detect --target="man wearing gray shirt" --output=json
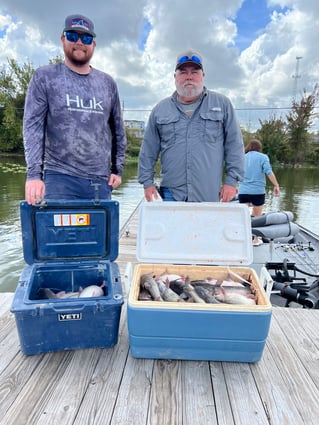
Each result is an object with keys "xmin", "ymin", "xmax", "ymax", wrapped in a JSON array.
[
  {"xmin": 138, "ymin": 50, "xmax": 244, "ymax": 202},
  {"xmin": 23, "ymin": 14, "xmax": 126, "ymax": 205}
]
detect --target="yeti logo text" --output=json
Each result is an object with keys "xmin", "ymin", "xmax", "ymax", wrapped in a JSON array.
[
  {"xmin": 66, "ymin": 94, "xmax": 103, "ymax": 111},
  {"xmin": 58, "ymin": 313, "xmax": 82, "ymax": 321}
]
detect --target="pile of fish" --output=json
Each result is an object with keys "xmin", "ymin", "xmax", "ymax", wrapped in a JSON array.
[
  {"xmin": 139, "ymin": 271, "xmax": 257, "ymax": 305},
  {"xmin": 37, "ymin": 281, "xmax": 106, "ymax": 300}
]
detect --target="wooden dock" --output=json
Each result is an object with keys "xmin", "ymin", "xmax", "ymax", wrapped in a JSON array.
[{"xmin": 0, "ymin": 205, "xmax": 319, "ymax": 425}]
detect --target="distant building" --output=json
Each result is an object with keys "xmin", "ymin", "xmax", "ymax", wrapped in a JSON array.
[{"xmin": 124, "ymin": 120, "xmax": 145, "ymax": 140}]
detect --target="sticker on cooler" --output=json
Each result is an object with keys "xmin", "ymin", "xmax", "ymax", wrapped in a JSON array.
[
  {"xmin": 58, "ymin": 313, "xmax": 82, "ymax": 321},
  {"xmin": 54, "ymin": 214, "xmax": 90, "ymax": 226}
]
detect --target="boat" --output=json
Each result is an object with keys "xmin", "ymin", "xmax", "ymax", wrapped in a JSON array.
[{"xmin": 250, "ymin": 211, "xmax": 319, "ymax": 309}]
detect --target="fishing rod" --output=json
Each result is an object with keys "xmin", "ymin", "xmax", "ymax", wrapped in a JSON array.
[
  {"xmin": 275, "ymin": 242, "xmax": 319, "ymax": 275},
  {"xmin": 289, "ymin": 245, "xmax": 319, "ymax": 275}
]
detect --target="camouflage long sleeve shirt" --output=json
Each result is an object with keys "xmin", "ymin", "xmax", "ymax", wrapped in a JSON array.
[{"xmin": 23, "ymin": 62, "xmax": 126, "ymax": 181}]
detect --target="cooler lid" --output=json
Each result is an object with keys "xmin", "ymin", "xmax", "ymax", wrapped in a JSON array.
[
  {"xmin": 136, "ymin": 202, "xmax": 253, "ymax": 265},
  {"xmin": 20, "ymin": 200, "xmax": 119, "ymax": 264}
]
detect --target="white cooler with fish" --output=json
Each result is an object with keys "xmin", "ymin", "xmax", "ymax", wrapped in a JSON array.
[
  {"xmin": 127, "ymin": 202, "xmax": 272, "ymax": 363},
  {"xmin": 11, "ymin": 200, "xmax": 123, "ymax": 355}
]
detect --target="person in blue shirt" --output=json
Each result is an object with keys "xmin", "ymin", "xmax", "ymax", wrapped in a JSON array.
[{"xmin": 238, "ymin": 139, "xmax": 280, "ymax": 245}]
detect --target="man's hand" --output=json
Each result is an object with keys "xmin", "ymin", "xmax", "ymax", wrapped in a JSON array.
[
  {"xmin": 219, "ymin": 184, "xmax": 237, "ymax": 202},
  {"xmin": 108, "ymin": 174, "xmax": 122, "ymax": 189},
  {"xmin": 25, "ymin": 180, "xmax": 45, "ymax": 205},
  {"xmin": 144, "ymin": 186, "xmax": 160, "ymax": 202}
]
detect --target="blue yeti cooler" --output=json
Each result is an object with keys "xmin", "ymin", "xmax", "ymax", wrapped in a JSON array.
[{"xmin": 11, "ymin": 200, "xmax": 123, "ymax": 355}]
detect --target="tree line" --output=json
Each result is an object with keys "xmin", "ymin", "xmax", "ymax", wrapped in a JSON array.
[{"xmin": 1, "ymin": 58, "xmax": 318, "ymax": 166}]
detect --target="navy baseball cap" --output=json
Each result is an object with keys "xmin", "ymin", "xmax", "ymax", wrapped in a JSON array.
[{"xmin": 63, "ymin": 14, "xmax": 96, "ymax": 37}]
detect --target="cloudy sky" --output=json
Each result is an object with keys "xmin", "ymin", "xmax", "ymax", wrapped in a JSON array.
[{"xmin": 0, "ymin": 0, "xmax": 318, "ymax": 129}]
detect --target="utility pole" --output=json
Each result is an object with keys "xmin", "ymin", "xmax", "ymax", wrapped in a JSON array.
[{"xmin": 292, "ymin": 56, "xmax": 302, "ymax": 100}]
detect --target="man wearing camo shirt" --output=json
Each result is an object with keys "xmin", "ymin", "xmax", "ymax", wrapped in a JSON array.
[{"xmin": 23, "ymin": 14, "xmax": 126, "ymax": 205}]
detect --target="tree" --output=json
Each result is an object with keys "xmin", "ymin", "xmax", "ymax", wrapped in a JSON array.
[
  {"xmin": 7, "ymin": 58, "xmax": 34, "ymax": 96},
  {"xmin": 0, "ymin": 58, "xmax": 35, "ymax": 152},
  {"xmin": 285, "ymin": 84, "xmax": 319, "ymax": 165},
  {"xmin": 49, "ymin": 55, "xmax": 64, "ymax": 64},
  {"xmin": 0, "ymin": 102, "xmax": 22, "ymax": 151},
  {"xmin": 256, "ymin": 114, "xmax": 286, "ymax": 164}
]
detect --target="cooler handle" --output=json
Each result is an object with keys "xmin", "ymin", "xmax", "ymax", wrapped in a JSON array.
[
  {"xmin": 51, "ymin": 303, "xmax": 86, "ymax": 313},
  {"xmin": 259, "ymin": 266, "xmax": 274, "ymax": 299},
  {"xmin": 124, "ymin": 262, "xmax": 133, "ymax": 296}
]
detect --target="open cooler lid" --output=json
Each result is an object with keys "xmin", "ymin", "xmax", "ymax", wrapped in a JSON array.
[
  {"xmin": 20, "ymin": 200, "xmax": 119, "ymax": 264},
  {"xmin": 136, "ymin": 202, "xmax": 253, "ymax": 265}
]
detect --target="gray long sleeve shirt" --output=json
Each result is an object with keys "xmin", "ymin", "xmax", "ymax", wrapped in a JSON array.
[
  {"xmin": 23, "ymin": 62, "xmax": 126, "ymax": 181},
  {"xmin": 138, "ymin": 88, "xmax": 245, "ymax": 202}
]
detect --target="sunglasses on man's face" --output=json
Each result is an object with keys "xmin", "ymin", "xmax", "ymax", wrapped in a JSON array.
[
  {"xmin": 64, "ymin": 31, "xmax": 94, "ymax": 45},
  {"xmin": 177, "ymin": 55, "xmax": 202, "ymax": 65}
]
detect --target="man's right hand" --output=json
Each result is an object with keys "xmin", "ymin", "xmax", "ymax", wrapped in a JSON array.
[
  {"xmin": 25, "ymin": 180, "xmax": 45, "ymax": 205},
  {"xmin": 144, "ymin": 186, "xmax": 160, "ymax": 202}
]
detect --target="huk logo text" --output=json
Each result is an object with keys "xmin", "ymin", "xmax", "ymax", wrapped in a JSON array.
[{"xmin": 66, "ymin": 94, "xmax": 103, "ymax": 111}]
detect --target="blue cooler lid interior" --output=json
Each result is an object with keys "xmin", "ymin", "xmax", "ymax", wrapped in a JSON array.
[
  {"xmin": 136, "ymin": 202, "xmax": 253, "ymax": 265},
  {"xmin": 20, "ymin": 200, "xmax": 119, "ymax": 264}
]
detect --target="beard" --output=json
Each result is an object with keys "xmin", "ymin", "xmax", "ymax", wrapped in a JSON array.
[
  {"xmin": 64, "ymin": 47, "xmax": 94, "ymax": 67},
  {"xmin": 176, "ymin": 81, "xmax": 204, "ymax": 99}
]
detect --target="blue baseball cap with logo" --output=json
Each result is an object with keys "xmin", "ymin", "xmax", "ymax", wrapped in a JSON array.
[
  {"xmin": 175, "ymin": 50, "xmax": 203, "ymax": 70},
  {"xmin": 63, "ymin": 14, "xmax": 96, "ymax": 37}
]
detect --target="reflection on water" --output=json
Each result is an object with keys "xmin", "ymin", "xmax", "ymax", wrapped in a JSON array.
[{"xmin": 0, "ymin": 156, "xmax": 318, "ymax": 292}]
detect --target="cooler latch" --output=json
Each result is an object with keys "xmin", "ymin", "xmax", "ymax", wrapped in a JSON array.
[{"xmin": 90, "ymin": 182, "xmax": 101, "ymax": 204}]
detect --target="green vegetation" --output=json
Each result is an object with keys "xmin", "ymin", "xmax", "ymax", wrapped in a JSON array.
[
  {"xmin": 250, "ymin": 84, "xmax": 319, "ymax": 167},
  {"xmin": 0, "ymin": 58, "xmax": 34, "ymax": 152},
  {"xmin": 124, "ymin": 131, "xmax": 141, "ymax": 164},
  {"xmin": 241, "ymin": 84, "xmax": 319, "ymax": 166},
  {"xmin": 0, "ymin": 58, "xmax": 318, "ymax": 166}
]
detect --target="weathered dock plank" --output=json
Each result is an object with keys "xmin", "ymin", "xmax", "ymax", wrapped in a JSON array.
[
  {"xmin": 1, "ymin": 299, "xmax": 319, "ymax": 425},
  {"xmin": 250, "ymin": 342, "xmax": 303, "ymax": 425},
  {"xmin": 147, "ymin": 360, "xmax": 183, "ymax": 425},
  {"xmin": 182, "ymin": 361, "xmax": 216, "ymax": 425},
  {"xmin": 264, "ymin": 310, "xmax": 319, "ymax": 425},
  {"xmin": 209, "ymin": 362, "xmax": 235, "ymax": 425},
  {"xmin": 221, "ymin": 362, "xmax": 270, "ymax": 425},
  {"xmin": 110, "ymin": 352, "xmax": 153, "ymax": 425}
]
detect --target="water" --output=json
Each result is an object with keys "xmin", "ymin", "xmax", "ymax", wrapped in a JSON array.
[
  {"xmin": 263, "ymin": 168, "xmax": 319, "ymax": 235},
  {"xmin": 0, "ymin": 156, "xmax": 319, "ymax": 292}
]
